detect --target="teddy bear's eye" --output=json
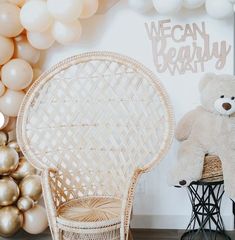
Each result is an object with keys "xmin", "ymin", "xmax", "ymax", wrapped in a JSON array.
[
  {"xmin": 232, "ymin": 97, "xmax": 235, "ymax": 100},
  {"xmin": 220, "ymin": 95, "xmax": 224, "ymax": 98}
]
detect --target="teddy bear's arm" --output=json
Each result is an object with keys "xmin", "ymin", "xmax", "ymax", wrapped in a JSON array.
[{"xmin": 175, "ymin": 108, "xmax": 201, "ymax": 141}]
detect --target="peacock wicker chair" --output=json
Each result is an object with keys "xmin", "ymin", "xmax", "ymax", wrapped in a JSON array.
[{"xmin": 17, "ymin": 52, "xmax": 174, "ymax": 240}]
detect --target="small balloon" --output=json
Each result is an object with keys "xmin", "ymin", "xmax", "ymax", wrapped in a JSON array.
[
  {"xmin": 0, "ymin": 3, "xmax": 24, "ymax": 37},
  {"xmin": 80, "ymin": 0, "xmax": 99, "ymax": 18},
  {"xmin": 128, "ymin": 0, "xmax": 153, "ymax": 13},
  {"xmin": 0, "ymin": 112, "xmax": 9, "ymax": 130},
  {"xmin": 0, "ymin": 132, "xmax": 8, "ymax": 146},
  {"xmin": 20, "ymin": 1, "xmax": 53, "ymax": 32},
  {"xmin": 11, "ymin": 157, "xmax": 36, "ymax": 180},
  {"xmin": 17, "ymin": 196, "xmax": 34, "ymax": 212},
  {"xmin": 23, "ymin": 205, "xmax": 48, "ymax": 234},
  {"xmin": 20, "ymin": 175, "xmax": 42, "ymax": 201},
  {"xmin": 1, "ymin": 58, "xmax": 33, "ymax": 91},
  {"xmin": 27, "ymin": 28, "xmax": 55, "ymax": 50},
  {"xmin": 52, "ymin": 20, "xmax": 82, "ymax": 45},
  {"xmin": 0, "ymin": 146, "xmax": 19, "ymax": 175},
  {"xmin": 0, "ymin": 36, "xmax": 14, "ymax": 65},
  {"xmin": 0, "ymin": 177, "xmax": 19, "ymax": 206},
  {"xmin": 14, "ymin": 35, "xmax": 41, "ymax": 66},
  {"xmin": 0, "ymin": 206, "xmax": 23, "ymax": 237},
  {"xmin": 183, "ymin": 0, "xmax": 205, "ymax": 9},
  {"xmin": 153, "ymin": 0, "xmax": 183, "ymax": 14},
  {"xmin": 3, "ymin": 117, "xmax": 17, "ymax": 133}
]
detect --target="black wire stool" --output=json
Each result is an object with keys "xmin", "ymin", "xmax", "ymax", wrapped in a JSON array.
[{"xmin": 181, "ymin": 180, "xmax": 231, "ymax": 240}]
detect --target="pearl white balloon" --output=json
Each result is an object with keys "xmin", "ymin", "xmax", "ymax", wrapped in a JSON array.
[
  {"xmin": 80, "ymin": 0, "xmax": 99, "ymax": 18},
  {"xmin": 47, "ymin": 0, "xmax": 84, "ymax": 22},
  {"xmin": 27, "ymin": 29, "xmax": 55, "ymax": 50},
  {"xmin": 20, "ymin": 1, "xmax": 53, "ymax": 32},
  {"xmin": 205, "ymin": 0, "xmax": 233, "ymax": 19},
  {"xmin": 52, "ymin": 20, "xmax": 82, "ymax": 45},
  {"xmin": 128, "ymin": 0, "xmax": 153, "ymax": 13},
  {"xmin": 183, "ymin": 0, "xmax": 205, "ymax": 9},
  {"xmin": 153, "ymin": 0, "xmax": 183, "ymax": 14}
]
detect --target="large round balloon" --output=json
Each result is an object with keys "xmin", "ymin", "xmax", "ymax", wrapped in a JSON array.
[
  {"xmin": 0, "ymin": 36, "xmax": 14, "ymax": 65},
  {"xmin": 80, "ymin": 0, "xmax": 99, "ymax": 18},
  {"xmin": 20, "ymin": 175, "xmax": 42, "ymax": 201},
  {"xmin": 20, "ymin": 1, "xmax": 53, "ymax": 32},
  {"xmin": 153, "ymin": 0, "xmax": 183, "ymax": 14},
  {"xmin": 0, "ymin": 146, "xmax": 19, "ymax": 175},
  {"xmin": 0, "ymin": 89, "xmax": 25, "ymax": 117},
  {"xmin": 1, "ymin": 58, "xmax": 33, "ymax": 91},
  {"xmin": 52, "ymin": 20, "xmax": 82, "ymax": 45},
  {"xmin": 17, "ymin": 196, "xmax": 34, "ymax": 212},
  {"xmin": 0, "ymin": 206, "xmax": 23, "ymax": 237},
  {"xmin": 183, "ymin": 0, "xmax": 205, "ymax": 9},
  {"xmin": 0, "ymin": 3, "xmax": 24, "ymax": 37},
  {"xmin": 128, "ymin": 0, "xmax": 153, "ymax": 13},
  {"xmin": 47, "ymin": 0, "xmax": 84, "ymax": 22},
  {"xmin": 11, "ymin": 157, "xmax": 36, "ymax": 180},
  {"xmin": 23, "ymin": 205, "xmax": 48, "ymax": 234},
  {"xmin": 14, "ymin": 35, "xmax": 41, "ymax": 65},
  {"xmin": 0, "ymin": 177, "xmax": 19, "ymax": 206}
]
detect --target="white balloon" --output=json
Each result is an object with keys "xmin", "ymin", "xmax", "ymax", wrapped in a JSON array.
[
  {"xmin": 80, "ymin": 0, "xmax": 99, "ymax": 19},
  {"xmin": 20, "ymin": 1, "xmax": 53, "ymax": 32},
  {"xmin": 128, "ymin": 0, "xmax": 153, "ymax": 13},
  {"xmin": 47, "ymin": 0, "xmax": 84, "ymax": 22},
  {"xmin": 52, "ymin": 20, "xmax": 82, "ymax": 45},
  {"xmin": 183, "ymin": 0, "xmax": 205, "ymax": 9},
  {"xmin": 27, "ymin": 29, "xmax": 55, "ymax": 50},
  {"xmin": 153, "ymin": 0, "xmax": 183, "ymax": 14},
  {"xmin": 205, "ymin": 0, "xmax": 233, "ymax": 19}
]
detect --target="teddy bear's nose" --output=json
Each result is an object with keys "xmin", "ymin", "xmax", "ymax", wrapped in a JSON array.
[{"xmin": 222, "ymin": 102, "xmax": 232, "ymax": 111}]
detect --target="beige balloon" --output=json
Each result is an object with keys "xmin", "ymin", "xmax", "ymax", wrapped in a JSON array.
[
  {"xmin": 0, "ymin": 36, "xmax": 14, "ymax": 65},
  {"xmin": 0, "ymin": 112, "xmax": 9, "ymax": 130},
  {"xmin": 0, "ymin": 82, "xmax": 6, "ymax": 97},
  {"xmin": 80, "ymin": 0, "xmax": 99, "ymax": 19},
  {"xmin": 23, "ymin": 205, "xmax": 48, "ymax": 234},
  {"xmin": 0, "ymin": 206, "xmax": 23, "ymax": 237},
  {"xmin": 20, "ymin": 175, "xmax": 42, "ymax": 201},
  {"xmin": 17, "ymin": 196, "xmax": 34, "ymax": 212},
  {"xmin": 0, "ymin": 177, "xmax": 19, "ymax": 206},
  {"xmin": 1, "ymin": 58, "xmax": 33, "ymax": 91},
  {"xmin": 11, "ymin": 157, "xmax": 36, "ymax": 180},
  {"xmin": 8, "ymin": 0, "xmax": 25, "ymax": 7},
  {"xmin": 14, "ymin": 35, "xmax": 40, "ymax": 65},
  {"xmin": 3, "ymin": 117, "xmax": 17, "ymax": 133},
  {"xmin": 0, "ymin": 3, "xmax": 24, "ymax": 37},
  {"xmin": 0, "ymin": 89, "xmax": 25, "ymax": 117},
  {"xmin": 0, "ymin": 132, "xmax": 8, "ymax": 146},
  {"xmin": 7, "ymin": 140, "xmax": 21, "ymax": 153}
]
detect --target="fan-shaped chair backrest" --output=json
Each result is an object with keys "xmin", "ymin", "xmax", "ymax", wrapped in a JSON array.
[{"xmin": 17, "ymin": 52, "xmax": 173, "ymax": 198}]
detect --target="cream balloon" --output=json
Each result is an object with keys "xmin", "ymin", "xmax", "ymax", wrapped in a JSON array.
[
  {"xmin": 0, "ymin": 3, "xmax": 23, "ymax": 37},
  {"xmin": 0, "ymin": 36, "xmax": 14, "ymax": 65},
  {"xmin": 52, "ymin": 20, "xmax": 82, "ymax": 45},
  {"xmin": 128, "ymin": 0, "xmax": 153, "ymax": 13},
  {"xmin": 0, "ymin": 112, "xmax": 9, "ymax": 130},
  {"xmin": 183, "ymin": 0, "xmax": 205, "ymax": 9},
  {"xmin": 23, "ymin": 205, "xmax": 48, "ymax": 234},
  {"xmin": 17, "ymin": 196, "xmax": 34, "ymax": 212},
  {"xmin": 80, "ymin": 0, "xmax": 99, "ymax": 18},
  {"xmin": 153, "ymin": 0, "xmax": 183, "ymax": 14},
  {"xmin": 27, "ymin": 29, "xmax": 55, "ymax": 50},
  {"xmin": 0, "ymin": 132, "xmax": 8, "ymax": 146},
  {"xmin": 1, "ymin": 59, "xmax": 33, "ymax": 91},
  {"xmin": 7, "ymin": 140, "xmax": 21, "ymax": 153},
  {"xmin": 14, "ymin": 35, "xmax": 41, "ymax": 65},
  {"xmin": 8, "ymin": 0, "xmax": 25, "ymax": 7},
  {"xmin": 0, "ymin": 82, "xmax": 5, "ymax": 97},
  {"xmin": 0, "ymin": 206, "xmax": 23, "ymax": 237},
  {"xmin": 20, "ymin": 1, "xmax": 53, "ymax": 32},
  {"xmin": 3, "ymin": 117, "xmax": 17, "ymax": 133},
  {"xmin": 47, "ymin": 0, "xmax": 84, "ymax": 22},
  {"xmin": 0, "ymin": 89, "xmax": 25, "ymax": 117}
]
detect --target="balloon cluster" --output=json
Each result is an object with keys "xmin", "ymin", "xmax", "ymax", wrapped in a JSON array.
[
  {"xmin": 0, "ymin": 131, "xmax": 48, "ymax": 237},
  {"xmin": 20, "ymin": 0, "xmax": 99, "ymax": 48},
  {"xmin": 128, "ymin": 0, "xmax": 235, "ymax": 19}
]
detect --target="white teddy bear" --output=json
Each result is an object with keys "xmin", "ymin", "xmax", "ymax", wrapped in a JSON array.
[{"xmin": 171, "ymin": 73, "xmax": 235, "ymax": 200}]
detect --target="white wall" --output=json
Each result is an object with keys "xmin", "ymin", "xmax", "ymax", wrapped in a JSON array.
[{"xmin": 38, "ymin": 1, "xmax": 234, "ymax": 230}]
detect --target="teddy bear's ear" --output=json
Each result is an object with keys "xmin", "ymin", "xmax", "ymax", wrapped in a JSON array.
[{"xmin": 199, "ymin": 73, "xmax": 216, "ymax": 91}]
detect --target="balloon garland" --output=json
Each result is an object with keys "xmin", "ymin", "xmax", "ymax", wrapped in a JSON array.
[{"xmin": 128, "ymin": 0, "xmax": 235, "ymax": 19}]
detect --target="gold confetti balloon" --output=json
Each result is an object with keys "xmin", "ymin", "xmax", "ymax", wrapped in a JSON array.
[
  {"xmin": 0, "ymin": 131, "xmax": 8, "ymax": 146},
  {"xmin": 0, "ymin": 206, "xmax": 23, "ymax": 237},
  {"xmin": 17, "ymin": 196, "xmax": 34, "ymax": 212},
  {"xmin": 20, "ymin": 175, "xmax": 42, "ymax": 201},
  {"xmin": 11, "ymin": 157, "xmax": 36, "ymax": 181},
  {"xmin": 0, "ymin": 146, "xmax": 19, "ymax": 175},
  {"xmin": 0, "ymin": 177, "xmax": 19, "ymax": 206}
]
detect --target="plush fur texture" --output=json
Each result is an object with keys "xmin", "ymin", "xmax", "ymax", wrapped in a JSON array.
[{"xmin": 171, "ymin": 73, "xmax": 235, "ymax": 200}]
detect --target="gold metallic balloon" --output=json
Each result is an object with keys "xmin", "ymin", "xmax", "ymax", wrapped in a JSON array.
[
  {"xmin": 0, "ymin": 177, "xmax": 19, "ymax": 206},
  {"xmin": 0, "ymin": 206, "xmax": 23, "ymax": 237},
  {"xmin": 20, "ymin": 175, "xmax": 42, "ymax": 201},
  {"xmin": 0, "ymin": 131, "xmax": 8, "ymax": 146},
  {"xmin": 0, "ymin": 146, "xmax": 19, "ymax": 175},
  {"xmin": 11, "ymin": 157, "xmax": 36, "ymax": 181},
  {"xmin": 17, "ymin": 196, "xmax": 34, "ymax": 212},
  {"xmin": 7, "ymin": 140, "xmax": 21, "ymax": 153}
]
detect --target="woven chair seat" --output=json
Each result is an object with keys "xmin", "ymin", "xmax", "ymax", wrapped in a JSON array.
[{"xmin": 57, "ymin": 196, "xmax": 121, "ymax": 231}]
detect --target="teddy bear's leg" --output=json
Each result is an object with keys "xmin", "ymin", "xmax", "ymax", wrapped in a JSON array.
[{"xmin": 171, "ymin": 140, "xmax": 205, "ymax": 187}]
